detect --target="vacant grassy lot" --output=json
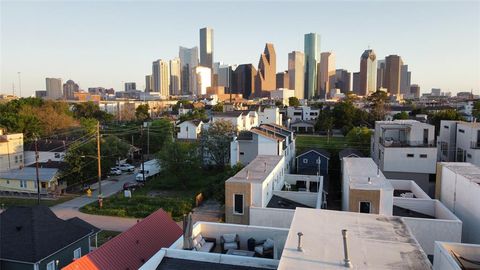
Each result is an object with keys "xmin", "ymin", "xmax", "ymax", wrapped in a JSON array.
[
  {"xmin": 80, "ymin": 167, "xmax": 240, "ymax": 221},
  {"xmin": 0, "ymin": 194, "xmax": 76, "ymax": 209},
  {"xmin": 296, "ymin": 135, "xmax": 350, "ymax": 153}
]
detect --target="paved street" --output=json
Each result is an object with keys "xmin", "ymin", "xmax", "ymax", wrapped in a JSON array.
[{"xmin": 51, "ymin": 170, "xmax": 139, "ymax": 231}]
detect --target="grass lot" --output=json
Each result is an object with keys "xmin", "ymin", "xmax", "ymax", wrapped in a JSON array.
[
  {"xmin": 96, "ymin": 230, "xmax": 121, "ymax": 246},
  {"xmin": 296, "ymin": 135, "xmax": 350, "ymax": 153},
  {"xmin": 80, "ymin": 167, "xmax": 239, "ymax": 221},
  {"xmin": 0, "ymin": 194, "xmax": 76, "ymax": 208}
]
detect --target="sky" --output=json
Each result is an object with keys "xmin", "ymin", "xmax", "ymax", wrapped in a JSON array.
[{"xmin": 1, "ymin": 0, "xmax": 479, "ymax": 97}]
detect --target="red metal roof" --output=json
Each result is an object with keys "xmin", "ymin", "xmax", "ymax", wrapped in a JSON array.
[{"xmin": 63, "ymin": 209, "xmax": 182, "ymax": 270}]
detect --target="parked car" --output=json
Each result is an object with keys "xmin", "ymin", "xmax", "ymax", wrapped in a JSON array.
[
  {"xmin": 110, "ymin": 168, "xmax": 122, "ymax": 175},
  {"xmin": 123, "ymin": 182, "xmax": 142, "ymax": 191},
  {"xmin": 118, "ymin": 163, "xmax": 135, "ymax": 172}
]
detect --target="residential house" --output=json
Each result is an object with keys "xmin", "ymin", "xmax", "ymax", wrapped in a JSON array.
[
  {"xmin": 258, "ymin": 107, "xmax": 282, "ymax": 126},
  {"xmin": 0, "ymin": 167, "xmax": 60, "ymax": 195},
  {"xmin": 211, "ymin": 111, "xmax": 258, "ymax": 131},
  {"xmin": 289, "ymin": 120, "xmax": 316, "ymax": 134},
  {"xmin": 437, "ymin": 121, "xmax": 480, "ymax": 166},
  {"xmin": 338, "ymin": 148, "xmax": 364, "ymax": 160},
  {"xmin": 0, "ymin": 206, "xmax": 99, "ymax": 270},
  {"xmin": 230, "ymin": 124, "xmax": 295, "ymax": 172},
  {"xmin": 286, "ymin": 106, "xmax": 319, "ymax": 122},
  {"xmin": 295, "ymin": 149, "xmax": 330, "ymax": 192},
  {"xmin": 371, "ymin": 120, "xmax": 437, "ymax": 193},
  {"xmin": 176, "ymin": 120, "xmax": 204, "ymax": 140},
  {"xmin": 64, "ymin": 209, "xmax": 182, "ymax": 270},
  {"xmin": 0, "ymin": 129, "xmax": 24, "ymax": 172},
  {"xmin": 24, "ymin": 139, "xmax": 68, "ymax": 166},
  {"xmin": 436, "ymin": 162, "xmax": 480, "ymax": 244}
]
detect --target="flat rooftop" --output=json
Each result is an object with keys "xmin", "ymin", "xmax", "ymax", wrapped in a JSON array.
[
  {"xmin": 440, "ymin": 162, "xmax": 480, "ymax": 184},
  {"xmin": 278, "ymin": 208, "xmax": 431, "ymax": 270},
  {"xmin": 156, "ymin": 257, "xmax": 270, "ymax": 270},
  {"xmin": 226, "ymin": 155, "xmax": 283, "ymax": 184},
  {"xmin": 343, "ymin": 158, "xmax": 393, "ymax": 191}
]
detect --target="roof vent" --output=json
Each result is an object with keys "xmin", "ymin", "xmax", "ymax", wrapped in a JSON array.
[
  {"xmin": 264, "ymin": 162, "xmax": 267, "ymax": 172},
  {"xmin": 342, "ymin": 229, "xmax": 353, "ymax": 268},
  {"xmin": 368, "ymin": 177, "xmax": 372, "ymax": 184},
  {"xmin": 246, "ymin": 170, "xmax": 250, "ymax": 180}
]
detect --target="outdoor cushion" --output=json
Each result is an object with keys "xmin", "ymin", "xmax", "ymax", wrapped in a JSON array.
[
  {"xmin": 198, "ymin": 242, "xmax": 214, "ymax": 252},
  {"xmin": 222, "ymin": 233, "xmax": 237, "ymax": 243},
  {"xmin": 193, "ymin": 238, "xmax": 199, "ymax": 247},
  {"xmin": 194, "ymin": 234, "xmax": 203, "ymax": 244},
  {"xmin": 254, "ymin": 245, "xmax": 264, "ymax": 254},
  {"xmin": 223, "ymin": 242, "xmax": 238, "ymax": 251},
  {"xmin": 263, "ymin": 238, "xmax": 274, "ymax": 249},
  {"xmin": 200, "ymin": 238, "xmax": 206, "ymax": 246}
]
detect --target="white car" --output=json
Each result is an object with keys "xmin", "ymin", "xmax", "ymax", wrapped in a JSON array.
[
  {"xmin": 109, "ymin": 168, "xmax": 122, "ymax": 175},
  {"xmin": 118, "ymin": 163, "xmax": 135, "ymax": 172}
]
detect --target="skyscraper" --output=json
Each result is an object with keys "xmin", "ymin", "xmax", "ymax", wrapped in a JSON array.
[
  {"xmin": 193, "ymin": 66, "xmax": 211, "ymax": 96},
  {"xmin": 400, "ymin": 64, "xmax": 411, "ymax": 95},
  {"xmin": 304, "ymin": 33, "xmax": 320, "ymax": 99},
  {"xmin": 232, "ymin": 64, "xmax": 257, "ymax": 99},
  {"xmin": 200, "ymin": 27, "xmax": 213, "ymax": 69},
  {"xmin": 276, "ymin": 71, "xmax": 289, "ymax": 89},
  {"xmin": 152, "ymin": 59, "xmax": 170, "ymax": 98},
  {"xmin": 46, "ymin": 78, "xmax": 62, "ymax": 99},
  {"xmin": 179, "ymin": 46, "xmax": 199, "ymax": 95},
  {"xmin": 255, "ymin": 43, "xmax": 277, "ymax": 96},
  {"xmin": 335, "ymin": 69, "xmax": 351, "ymax": 94},
  {"xmin": 288, "ymin": 51, "xmax": 305, "ymax": 99},
  {"xmin": 124, "ymin": 82, "xmax": 136, "ymax": 91},
  {"xmin": 217, "ymin": 64, "xmax": 235, "ymax": 92},
  {"xmin": 359, "ymin": 49, "xmax": 377, "ymax": 96},
  {"xmin": 385, "ymin": 55, "xmax": 403, "ymax": 95},
  {"xmin": 410, "ymin": 84, "xmax": 420, "ymax": 99},
  {"xmin": 377, "ymin": 59, "xmax": 386, "ymax": 90},
  {"xmin": 145, "ymin": 75, "xmax": 152, "ymax": 92},
  {"xmin": 318, "ymin": 52, "xmax": 336, "ymax": 99},
  {"xmin": 63, "ymin": 79, "xmax": 79, "ymax": 100},
  {"xmin": 352, "ymin": 72, "xmax": 360, "ymax": 94},
  {"xmin": 169, "ymin": 58, "xmax": 181, "ymax": 95}
]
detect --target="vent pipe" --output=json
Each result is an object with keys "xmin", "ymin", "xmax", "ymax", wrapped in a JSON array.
[
  {"xmin": 368, "ymin": 177, "xmax": 372, "ymax": 184},
  {"xmin": 342, "ymin": 229, "xmax": 352, "ymax": 268},
  {"xmin": 246, "ymin": 170, "xmax": 250, "ymax": 180},
  {"xmin": 297, "ymin": 232, "xmax": 303, "ymax": 252}
]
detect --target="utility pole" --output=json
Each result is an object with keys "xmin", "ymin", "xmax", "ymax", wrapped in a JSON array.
[
  {"xmin": 96, "ymin": 121, "xmax": 102, "ymax": 207},
  {"xmin": 34, "ymin": 138, "xmax": 40, "ymax": 205},
  {"xmin": 147, "ymin": 124, "xmax": 150, "ymax": 156},
  {"xmin": 17, "ymin": 72, "xmax": 22, "ymax": 97},
  {"xmin": 141, "ymin": 125, "xmax": 145, "ymax": 182}
]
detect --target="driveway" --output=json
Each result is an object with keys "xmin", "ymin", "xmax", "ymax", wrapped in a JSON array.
[{"xmin": 51, "ymin": 171, "xmax": 139, "ymax": 231}]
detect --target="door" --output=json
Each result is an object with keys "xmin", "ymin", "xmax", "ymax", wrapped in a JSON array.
[{"xmin": 423, "ymin": 129, "xmax": 429, "ymax": 145}]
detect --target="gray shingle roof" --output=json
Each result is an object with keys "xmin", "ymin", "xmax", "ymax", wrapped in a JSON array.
[{"xmin": 0, "ymin": 167, "xmax": 58, "ymax": 182}]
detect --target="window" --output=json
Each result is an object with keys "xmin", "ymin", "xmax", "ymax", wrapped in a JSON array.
[
  {"xmin": 467, "ymin": 153, "xmax": 472, "ymax": 159},
  {"xmin": 19, "ymin": 154, "xmax": 23, "ymax": 163},
  {"xmin": 74, "ymin": 247, "xmax": 82, "ymax": 259},
  {"xmin": 316, "ymin": 159, "xmax": 321, "ymax": 164},
  {"xmin": 233, "ymin": 194, "xmax": 244, "ymax": 215},
  {"xmin": 239, "ymin": 152, "xmax": 244, "ymax": 155},
  {"xmin": 20, "ymin": 180, "xmax": 27, "ymax": 188},
  {"xmin": 459, "ymin": 129, "xmax": 465, "ymax": 133},
  {"xmin": 406, "ymin": 154, "xmax": 414, "ymax": 158},
  {"xmin": 14, "ymin": 155, "xmax": 18, "ymax": 163},
  {"xmin": 303, "ymin": 158, "xmax": 308, "ymax": 164},
  {"xmin": 420, "ymin": 154, "xmax": 427, "ymax": 158},
  {"xmin": 444, "ymin": 125, "xmax": 449, "ymax": 129},
  {"xmin": 359, "ymin": 201, "xmax": 371, "ymax": 213},
  {"xmin": 46, "ymin": 261, "xmax": 55, "ymax": 270},
  {"xmin": 441, "ymin": 142, "xmax": 448, "ymax": 156}
]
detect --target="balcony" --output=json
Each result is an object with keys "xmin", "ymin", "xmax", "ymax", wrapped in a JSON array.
[
  {"xmin": 379, "ymin": 137, "xmax": 435, "ymax": 148},
  {"xmin": 471, "ymin": 141, "xmax": 480, "ymax": 149}
]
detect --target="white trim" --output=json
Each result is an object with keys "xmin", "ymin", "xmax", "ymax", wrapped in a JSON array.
[
  {"xmin": 296, "ymin": 149, "xmax": 330, "ymax": 160},
  {"xmin": 46, "ymin": 261, "xmax": 55, "ymax": 270},
  {"xmin": 73, "ymin": 247, "xmax": 82, "ymax": 259},
  {"xmin": 233, "ymin": 193, "xmax": 244, "ymax": 215}
]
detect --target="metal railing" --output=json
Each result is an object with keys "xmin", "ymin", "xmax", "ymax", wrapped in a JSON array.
[{"xmin": 379, "ymin": 137, "xmax": 435, "ymax": 148}]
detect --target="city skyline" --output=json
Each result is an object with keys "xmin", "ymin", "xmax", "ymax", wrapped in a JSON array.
[{"xmin": 1, "ymin": 1, "xmax": 479, "ymax": 97}]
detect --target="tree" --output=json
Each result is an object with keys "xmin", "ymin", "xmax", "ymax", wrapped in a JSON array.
[
  {"xmin": 315, "ymin": 109, "xmax": 334, "ymax": 139},
  {"xmin": 200, "ymin": 120, "xmax": 236, "ymax": 168},
  {"xmin": 275, "ymin": 100, "xmax": 283, "ymax": 108},
  {"xmin": 135, "ymin": 104, "xmax": 150, "ymax": 122},
  {"xmin": 345, "ymin": 127, "xmax": 373, "ymax": 155},
  {"xmin": 393, "ymin": 111, "xmax": 409, "ymax": 120},
  {"xmin": 473, "ymin": 101, "xmax": 480, "ymax": 120},
  {"xmin": 367, "ymin": 91, "xmax": 389, "ymax": 121},
  {"xmin": 71, "ymin": 102, "xmax": 114, "ymax": 123},
  {"xmin": 212, "ymin": 103, "xmax": 223, "ymax": 112},
  {"xmin": 157, "ymin": 141, "xmax": 199, "ymax": 188},
  {"xmin": 288, "ymin": 97, "xmax": 300, "ymax": 107},
  {"xmin": 429, "ymin": 109, "xmax": 464, "ymax": 135},
  {"xmin": 148, "ymin": 118, "xmax": 174, "ymax": 153},
  {"xmin": 179, "ymin": 108, "xmax": 208, "ymax": 122}
]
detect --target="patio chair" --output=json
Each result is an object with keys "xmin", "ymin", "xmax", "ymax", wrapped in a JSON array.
[
  {"xmin": 192, "ymin": 234, "xmax": 216, "ymax": 252},
  {"xmin": 220, "ymin": 233, "xmax": 240, "ymax": 253},
  {"xmin": 254, "ymin": 238, "xmax": 274, "ymax": 258}
]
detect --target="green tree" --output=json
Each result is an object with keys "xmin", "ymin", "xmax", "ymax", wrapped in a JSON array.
[
  {"xmin": 429, "ymin": 109, "xmax": 465, "ymax": 135},
  {"xmin": 72, "ymin": 102, "xmax": 114, "ymax": 123},
  {"xmin": 288, "ymin": 97, "xmax": 301, "ymax": 107},
  {"xmin": 367, "ymin": 91, "xmax": 389, "ymax": 121},
  {"xmin": 393, "ymin": 111, "xmax": 409, "ymax": 120},
  {"xmin": 473, "ymin": 101, "xmax": 480, "ymax": 120},
  {"xmin": 179, "ymin": 108, "xmax": 208, "ymax": 122},
  {"xmin": 200, "ymin": 120, "xmax": 236, "ymax": 168},
  {"xmin": 315, "ymin": 109, "xmax": 334, "ymax": 139},
  {"xmin": 345, "ymin": 127, "xmax": 373, "ymax": 155},
  {"xmin": 135, "ymin": 104, "xmax": 150, "ymax": 122},
  {"xmin": 148, "ymin": 118, "xmax": 174, "ymax": 153},
  {"xmin": 275, "ymin": 100, "xmax": 283, "ymax": 108},
  {"xmin": 212, "ymin": 103, "xmax": 224, "ymax": 112},
  {"xmin": 157, "ymin": 141, "xmax": 199, "ymax": 188}
]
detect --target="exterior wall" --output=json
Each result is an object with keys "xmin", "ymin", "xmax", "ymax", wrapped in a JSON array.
[
  {"xmin": 38, "ymin": 237, "xmax": 90, "ymax": 270},
  {"xmin": 259, "ymin": 158, "xmax": 285, "ymax": 208},
  {"xmin": 272, "ymin": 190, "xmax": 319, "ymax": 208},
  {"xmin": 348, "ymin": 189, "xmax": 381, "ymax": 214},
  {"xmin": 437, "ymin": 121, "xmax": 458, "ymax": 162},
  {"xmin": 0, "ymin": 133, "xmax": 24, "ymax": 172},
  {"xmin": 439, "ymin": 165, "xmax": 480, "ymax": 244},
  {"xmin": 258, "ymin": 108, "xmax": 282, "ymax": 125},
  {"xmin": 225, "ymin": 181, "xmax": 252, "ymax": 225},
  {"xmin": 257, "ymin": 136, "xmax": 279, "ymax": 156},
  {"xmin": 0, "ymin": 178, "xmax": 54, "ymax": 193},
  {"xmin": 456, "ymin": 123, "xmax": 480, "ymax": 166},
  {"xmin": 249, "ymin": 207, "xmax": 295, "ymax": 228},
  {"xmin": 380, "ymin": 146, "xmax": 437, "ymax": 174},
  {"xmin": 177, "ymin": 122, "xmax": 201, "ymax": 139},
  {"xmin": 383, "ymin": 171, "xmax": 430, "ymax": 194},
  {"xmin": 296, "ymin": 152, "xmax": 328, "ymax": 176},
  {"xmin": 389, "ymin": 179, "xmax": 431, "ymax": 199},
  {"xmin": 237, "ymin": 139, "xmax": 258, "ymax": 165}
]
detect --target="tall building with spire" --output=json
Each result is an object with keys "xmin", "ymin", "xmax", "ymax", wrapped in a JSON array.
[
  {"xmin": 179, "ymin": 46, "xmax": 199, "ymax": 95},
  {"xmin": 385, "ymin": 55, "xmax": 403, "ymax": 95},
  {"xmin": 318, "ymin": 52, "xmax": 336, "ymax": 99},
  {"xmin": 304, "ymin": 33, "xmax": 320, "ymax": 99},
  {"xmin": 255, "ymin": 43, "xmax": 276, "ymax": 96},
  {"xmin": 359, "ymin": 49, "xmax": 377, "ymax": 96},
  {"xmin": 200, "ymin": 27, "xmax": 213, "ymax": 69},
  {"xmin": 288, "ymin": 51, "xmax": 305, "ymax": 99}
]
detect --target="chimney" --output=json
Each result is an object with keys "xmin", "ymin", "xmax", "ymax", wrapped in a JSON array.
[{"xmin": 342, "ymin": 229, "xmax": 353, "ymax": 268}]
